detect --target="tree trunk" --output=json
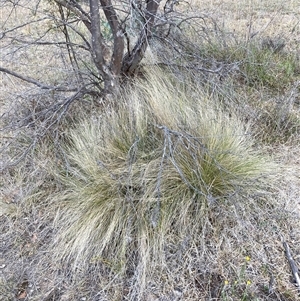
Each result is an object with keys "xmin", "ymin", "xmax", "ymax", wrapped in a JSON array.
[{"xmin": 121, "ymin": 0, "xmax": 160, "ymax": 75}]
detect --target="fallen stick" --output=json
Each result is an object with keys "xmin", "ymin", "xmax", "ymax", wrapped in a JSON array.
[{"xmin": 283, "ymin": 241, "xmax": 300, "ymax": 293}]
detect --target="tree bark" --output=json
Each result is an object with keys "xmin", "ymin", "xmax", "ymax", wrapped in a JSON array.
[
  {"xmin": 121, "ymin": 0, "xmax": 160, "ymax": 75},
  {"xmin": 100, "ymin": 0, "xmax": 124, "ymax": 76},
  {"xmin": 88, "ymin": 0, "xmax": 109, "ymax": 94}
]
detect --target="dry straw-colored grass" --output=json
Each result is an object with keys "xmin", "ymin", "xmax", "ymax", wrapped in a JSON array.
[
  {"xmin": 192, "ymin": 0, "xmax": 300, "ymax": 52},
  {"xmin": 1, "ymin": 74, "xmax": 300, "ymax": 300},
  {"xmin": 5, "ymin": 69, "xmax": 292, "ymax": 300},
  {"xmin": 1, "ymin": 0, "xmax": 300, "ymax": 300}
]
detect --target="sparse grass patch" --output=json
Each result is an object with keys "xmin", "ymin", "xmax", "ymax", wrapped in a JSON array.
[
  {"xmin": 157, "ymin": 14, "xmax": 299, "ymax": 96},
  {"xmin": 0, "ymin": 277, "xmax": 15, "ymax": 301},
  {"xmin": 240, "ymin": 44, "xmax": 299, "ymax": 91},
  {"xmin": 257, "ymin": 103, "xmax": 300, "ymax": 145},
  {"xmin": 200, "ymin": 40, "xmax": 299, "ymax": 92}
]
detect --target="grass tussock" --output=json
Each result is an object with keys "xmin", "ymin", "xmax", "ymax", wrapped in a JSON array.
[
  {"xmin": 1, "ymin": 68, "xmax": 299, "ymax": 300},
  {"xmin": 44, "ymin": 69, "xmax": 292, "ymax": 299},
  {"xmin": 1, "ymin": 4, "xmax": 300, "ymax": 299}
]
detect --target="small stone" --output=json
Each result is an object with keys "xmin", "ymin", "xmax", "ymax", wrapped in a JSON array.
[{"xmin": 174, "ymin": 287, "xmax": 182, "ymax": 296}]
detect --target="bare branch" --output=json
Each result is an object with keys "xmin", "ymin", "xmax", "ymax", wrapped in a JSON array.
[
  {"xmin": 54, "ymin": 0, "xmax": 91, "ymax": 32},
  {"xmin": 0, "ymin": 67, "xmax": 78, "ymax": 92},
  {"xmin": 0, "ymin": 17, "xmax": 49, "ymax": 39},
  {"xmin": 6, "ymin": 37, "xmax": 89, "ymax": 51},
  {"xmin": 49, "ymin": 15, "xmax": 92, "ymax": 50},
  {"xmin": 283, "ymin": 241, "xmax": 300, "ymax": 293},
  {"xmin": 56, "ymin": 3, "xmax": 85, "ymax": 85},
  {"xmin": 100, "ymin": 0, "xmax": 124, "ymax": 76},
  {"xmin": 122, "ymin": 0, "xmax": 161, "ymax": 75},
  {"xmin": 89, "ymin": 0, "xmax": 105, "ymax": 72}
]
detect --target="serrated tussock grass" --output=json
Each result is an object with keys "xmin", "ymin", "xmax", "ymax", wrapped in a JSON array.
[{"xmin": 50, "ymin": 69, "xmax": 278, "ymax": 297}]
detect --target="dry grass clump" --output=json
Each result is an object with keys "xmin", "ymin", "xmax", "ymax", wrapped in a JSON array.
[
  {"xmin": 1, "ymin": 69, "xmax": 299, "ymax": 300},
  {"xmin": 1, "ymin": 2, "xmax": 300, "ymax": 299},
  {"xmin": 40, "ymin": 70, "xmax": 299, "ymax": 300}
]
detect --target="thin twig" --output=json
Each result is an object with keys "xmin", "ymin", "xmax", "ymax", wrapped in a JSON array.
[
  {"xmin": 151, "ymin": 126, "xmax": 169, "ymax": 228},
  {"xmin": 283, "ymin": 240, "xmax": 300, "ymax": 293},
  {"xmin": 157, "ymin": 125, "xmax": 207, "ymax": 197},
  {"xmin": 9, "ymin": 37, "xmax": 89, "ymax": 51},
  {"xmin": 0, "ymin": 67, "xmax": 78, "ymax": 92},
  {"xmin": 0, "ymin": 17, "xmax": 49, "ymax": 38}
]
